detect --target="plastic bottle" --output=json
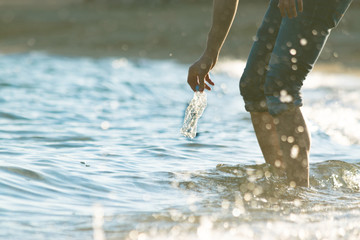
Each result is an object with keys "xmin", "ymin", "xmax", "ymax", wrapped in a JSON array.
[{"xmin": 180, "ymin": 91, "xmax": 207, "ymax": 139}]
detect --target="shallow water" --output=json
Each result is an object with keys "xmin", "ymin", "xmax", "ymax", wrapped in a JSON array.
[{"xmin": 1, "ymin": 53, "xmax": 360, "ymax": 240}]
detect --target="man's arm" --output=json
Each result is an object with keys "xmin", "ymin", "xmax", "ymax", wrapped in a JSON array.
[{"xmin": 187, "ymin": 0, "xmax": 239, "ymax": 92}]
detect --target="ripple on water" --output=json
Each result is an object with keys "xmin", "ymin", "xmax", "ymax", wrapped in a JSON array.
[
  {"xmin": 1, "ymin": 53, "xmax": 360, "ymax": 240},
  {"xmin": 0, "ymin": 112, "xmax": 29, "ymax": 120}
]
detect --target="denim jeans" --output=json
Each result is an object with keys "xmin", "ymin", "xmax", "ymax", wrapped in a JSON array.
[{"xmin": 239, "ymin": 0, "xmax": 353, "ymax": 115}]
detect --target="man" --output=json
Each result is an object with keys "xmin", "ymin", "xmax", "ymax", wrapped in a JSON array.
[{"xmin": 187, "ymin": 0, "xmax": 352, "ymax": 187}]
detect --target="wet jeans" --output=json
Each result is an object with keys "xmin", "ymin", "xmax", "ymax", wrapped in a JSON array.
[{"xmin": 239, "ymin": 0, "xmax": 353, "ymax": 115}]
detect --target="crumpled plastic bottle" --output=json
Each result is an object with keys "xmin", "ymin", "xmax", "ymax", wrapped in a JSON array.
[{"xmin": 180, "ymin": 91, "xmax": 207, "ymax": 139}]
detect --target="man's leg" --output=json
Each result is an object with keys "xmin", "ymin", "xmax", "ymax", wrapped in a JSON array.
[
  {"xmin": 275, "ymin": 107, "xmax": 310, "ymax": 187},
  {"xmin": 239, "ymin": 0, "xmax": 283, "ymax": 168},
  {"xmin": 250, "ymin": 109, "xmax": 310, "ymax": 187},
  {"xmin": 250, "ymin": 112, "xmax": 283, "ymax": 168},
  {"xmin": 262, "ymin": 0, "xmax": 352, "ymax": 186}
]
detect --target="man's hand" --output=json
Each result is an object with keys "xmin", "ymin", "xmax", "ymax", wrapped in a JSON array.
[
  {"xmin": 187, "ymin": 55, "xmax": 215, "ymax": 92},
  {"xmin": 186, "ymin": 0, "xmax": 238, "ymax": 92},
  {"xmin": 278, "ymin": 0, "xmax": 303, "ymax": 18}
]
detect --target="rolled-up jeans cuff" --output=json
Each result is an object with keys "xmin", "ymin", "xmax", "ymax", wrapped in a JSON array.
[
  {"xmin": 265, "ymin": 95, "xmax": 303, "ymax": 116},
  {"xmin": 244, "ymin": 99, "xmax": 268, "ymax": 112}
]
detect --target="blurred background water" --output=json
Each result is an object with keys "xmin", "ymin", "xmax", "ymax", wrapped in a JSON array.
[{"xmin": 1, "ymin": 53, "xmax": 360, "ymax": 239}]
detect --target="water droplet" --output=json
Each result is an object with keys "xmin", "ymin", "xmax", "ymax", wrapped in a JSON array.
[
  {"xmin": 253, "ymin": 186, "xmax": 263, "ymax": 195},
  {"xmin": 112, "ymin": 58, "xmax": 128, "ymax": 69},
  {"xmin": 280, "ymin": 90, "xmax": 293, "ymax": 103},
  {"xmin": 297, "ymin": 125, "xmax": 304, "ymax": 133},
  {"xmin": 27, "ymin": 38, "xmax": 36, "ymax": 47},
  {"xmin": 265, "ymin": 171, "xmax": 272, "ymax": 178},
  {"xmin": 232, "ymin": 208, "xmax": 242, "ymax": 217},
  {"xmin": 300, "ymin": 38, "xmax": 308, "ymax": 46},
  {"xmin": 257, "ymin": 68, "xmax": 265, "ymax": 75},
  {"xmin": 101, "ymin": 121, "xmax": 110, "ymax": 130},
  {"xmin": 290, "ymin": 144, "xmax": 299, "ymax": 159},
  {"xmin": 293, "ymin": 199, "xmax": 302, "ymax": 207},
  {"xmin": 221, "ymin": 200, "xmax": 230, "ymax": 209},
  {"xmin": 138, "ymin": 233, "xmax": 147, "ymax": 240},
  {"xmin": 188, "ymin": 215, "xmax": 196, "ymax": 223},
  {"xmin": 275, "ymin": 160, "xmax": 282, "ymax": 168},
  {"xmin": 287, "ymin": 136, "xmax": 295, "ymax": 143},
  {"xmin": 244, "ymin": 193, "xmax": 252, "ymax": 201},
  {"xmin": 121, "ymin": 44, "xmax": 129, "ymax": 51}
]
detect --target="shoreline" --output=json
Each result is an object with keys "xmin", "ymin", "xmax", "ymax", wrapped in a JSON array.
[{"xmin": 0, "ymin": 1, "xmax": 359, "ymax": 75}]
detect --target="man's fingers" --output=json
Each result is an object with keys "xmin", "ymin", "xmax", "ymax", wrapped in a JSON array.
[
  {"xmin": 278, "ymin": 0, "xmax": 301, "ymax": 18},
  {"xmin": 204, "ymin": 84, "xmax": 211, "ymax": 91},
  {"xmin": 283, "ymin": 0, "xmax": 293, "ymax": 19},
  {"xmin": 278, "ymin": 2, "xmax": 286, "ymax": 17},
  {"xmin": 205, "ymin": 74, "xmax": 214, "ymax": 86},
  {"xmin": 297, "ymin": 0, "xmax": 303, "ymax": 12},
  {"xmin": 289, "ymin": 0, "xmax": 297, "ymax": 18},
  {"xmin": 187, "ymin": 74, "xmax": 210, "ymax": 92},
  {"xmin": 201, "ymin": 75, "xmax": 213, "ymax": 91},
  {"xmin": 187, "ymin": 65, "xmax": 213, "ymax": 92},
  {"xmin": 198, "ymin": 75, "xmax": 205, "ymax": 92}
]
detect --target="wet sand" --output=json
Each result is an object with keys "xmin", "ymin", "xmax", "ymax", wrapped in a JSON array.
[{"xmin": 1, "ymin": 0, "xmax": 359, "ymax": 73}]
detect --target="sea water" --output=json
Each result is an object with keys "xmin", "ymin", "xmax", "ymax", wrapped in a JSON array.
[{"xmin": 1, "ymin": 53, "xmax": 360, "ymax": 240}]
